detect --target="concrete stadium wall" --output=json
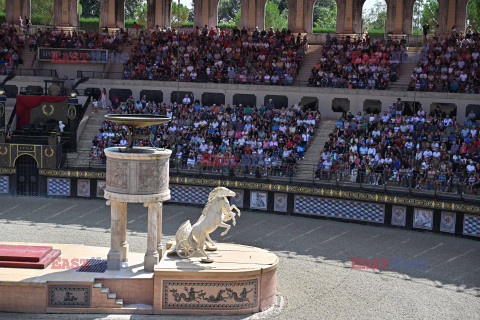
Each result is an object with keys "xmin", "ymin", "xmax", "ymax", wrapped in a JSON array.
[
  {"xmin": 38, "ymin": 62, "xmax": 105, "ymax": 79},
  {"xmin": 3, "ymin": 76, "xmax": 480, "ymax": 123}
]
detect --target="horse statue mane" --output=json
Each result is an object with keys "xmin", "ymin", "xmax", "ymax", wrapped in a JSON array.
[{"xmin": 198, "ymin": 187, "xmax": 236, "ymax": 223}]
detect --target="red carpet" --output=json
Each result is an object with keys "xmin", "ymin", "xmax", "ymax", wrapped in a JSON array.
[{"xmin": 0, "ymin": 245, "xmax": 61, "ymax": 269}]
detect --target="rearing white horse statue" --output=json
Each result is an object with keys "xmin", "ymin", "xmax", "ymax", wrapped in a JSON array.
[{"xmin": 168, "ymin": 187, "xmax": 241, "ymax": 263}]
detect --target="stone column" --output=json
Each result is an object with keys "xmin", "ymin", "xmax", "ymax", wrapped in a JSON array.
[
  {"xmin": 53, "ymin": 0, "xmax": 79, "ymax": 27},
  {"xmin": 335, "ymin": 0, "xmax": 347, "ymax": 33},
  {"xmin": 455, "ymin": 0, "xmax": 468, "ymax": 33},
  {"xmin": 144, "ymin": 202, "xmax": 160, "ymax": 272},
  {"xmin": 351, "ymin": 0, "xmax": 366, "ymax": 34},
  {"xmin": 438, "ymin": 0, "xmax": 466, "ymax": 35},
  {"xmin": 157, "ymin": 202, "xmax": 163, "ymax": 257},
  {"xmin": 335, "ymin": 0, "xmax": 365, "ymax": 34},
  {"xmin": 193, "ymin": 0, "xmax": 219, "ymax": 28},
  {"xmin": 6, "ymin": 0, "xmax": 30, "ymax": 24},
  {"xmin": 286, "ymin": 0, "xmax": 297, "ymax": 32},
  {"xmin": 107, "ymin": 200, "xmax": 127, "ymax": 270},
  {"xmin": 303, "ymin": 0, "xmax": 316, "ymax": 34},
  {"xmin": 402, "ymin": 0, "xmax": 415, "ymax": 35},
  {"xmin": 100, "ymin": 0, "xmax": 125, "ymax": 29}
]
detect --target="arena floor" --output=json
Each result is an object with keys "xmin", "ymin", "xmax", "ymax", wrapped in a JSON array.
[{"xmin": 0, "ymin": 197, "xmax": 479, "ymax": 320}]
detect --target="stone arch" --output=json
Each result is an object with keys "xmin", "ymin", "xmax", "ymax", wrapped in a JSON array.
[
  {"xmin": 304, "ymin": 0, "xmax": 337, "ymax": 34},
  {"xmin": 6, "ymin": 0, "xmax": 126, "ymax": 29}
]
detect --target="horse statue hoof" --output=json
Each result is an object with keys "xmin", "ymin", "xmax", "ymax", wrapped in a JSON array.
[
  {"xmin": 201, "ymin": 257, "xmax": 214, "ymax": 263},
  {"xmin": 205, "ymin": 245, "xmax": 217, "ymax": 252}
]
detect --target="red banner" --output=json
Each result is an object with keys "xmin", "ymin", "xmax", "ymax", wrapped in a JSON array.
[{"xmin": 16, "ymin": 95, "xmax": 67, "ymax": 130}]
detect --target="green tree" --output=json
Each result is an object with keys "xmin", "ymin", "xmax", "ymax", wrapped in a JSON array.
[
  {"xmin": 125, "ymin": 0, "xmax": 145, "ymax": 20},
  {"xmin": 79, "ymin": 0, "xmax": 100, "ymax": 18},
  {"xmin": 234, "ymin": 9, "xmax": 241, "ymax": 28},
  {"xmin": 171, "ymin": 2, "xmax": 189, "ymax": 25},
  {"xmin": 362, "ymin": 0, "xmax": 386, "ymax": 30},
  {"xmin": 267, "ymin": 0, "xmax": 288, "ymax": 16},
  {"xmin": 31, "ymin": 0, "xmax": 54, "ymax": 25},
  {"xmin": 0, "ymin": 0, "xmax": 5, "ymax": 13},
  {"xmin": 218, "ymin": 0, "xmax": 240, "ymax": 23},
  {"xmin": 314, "ymin": 6, "xmax": 337, "ymax": 29},
  {"xmin": 313, "ymin": 0, "xmax": 336, "ymax": 23},
  {"xmin": 264, "ymin": 1, "xmax": 287, "ymax": 30},
  {"xmin": 418, "ymin": 0, "xmax": 439, "ymax": 27},
  {"xmin": 135, "ymin": 2, "xmax": 148, "ymax": 27},
  {"xmin": 467, "ymin": 0, "xmax": 480, "ymax": 30}
]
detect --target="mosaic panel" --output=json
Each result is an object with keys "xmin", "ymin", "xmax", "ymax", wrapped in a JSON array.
[
  {"xmin": 413, "ymin": 208, "xmax": 433, "ymax": 230},
  {"xmin": 440, "ymin": 212, "xmax": 456, "ymax": 233},
  {"xmin": 47, "ymin": 178, "xmax": 70, "ymax": 196},
  {"xmin": 294, "ymin": 195, "xmax": 384, "ymax": 223},
  {"xmin": 162, "ymin": 279, "xmax": 258, "ymax": 310},
  {"xmin": 0, "ymin": 175, "xmax": 8, "ymax": 194},
  {"xmin": 391, "ymin": 206, "xmax": 407, "ymax": 226},
  {"xmin": 169, "ymin": 185, "xmax": 211, "ymax": 204},
  {"xmin": 48, "ymin": 284, "xmax": 91, "ymax": 308},
  {"xmin": 463, "ymin": 215, "xmax": 480, "ymax": 237}
]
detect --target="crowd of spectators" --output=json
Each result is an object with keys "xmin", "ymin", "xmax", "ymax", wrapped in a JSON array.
[
  {"xmin": 122, "ymin": 26, "xmax": 307, "ymax": 85},
  {"xmin": 27, "ymin": 27, "xmax": 131, "ymax": 52},
  {"xmin": 308, "ymin": 36, "xmax": 405, "ymax": 89},
  {"xmin": 408, "ymin": 31, "xmax": 480, "ymax": 93},
  {"xmin": 90, "ymin": 97, "xmax": 320, "ymax": 177},
  {"xmin": 0, "ymin": 23, "xmax": 25, "ymax": 74},
  {"xmin": 316, "ymin": 99, "xmax": 480, "ymax": 194}
]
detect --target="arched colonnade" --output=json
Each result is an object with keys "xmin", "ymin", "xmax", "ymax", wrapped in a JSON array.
[{"xmin": 4, "ymin": 0, "xmax": 471, "ymax": 35}]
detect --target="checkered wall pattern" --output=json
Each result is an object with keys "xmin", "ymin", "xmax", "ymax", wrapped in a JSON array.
[
  {"xmin": 47, "ymin": 178, "xmax": 71, "ymax": 196},
  {"xmin": 169, "ymin": 185, "xmax": 211, "ymax": 204},
  {"xmin": 294, "ymin": 195, "xmax": 384, "ymax": 223},
  {"xmin": 0, "ymin": 176, "xmax": 8, "ymax": 194},
  {"xmin": 463, "ymin": 215, "xmax": 480, "ymax": 237}
]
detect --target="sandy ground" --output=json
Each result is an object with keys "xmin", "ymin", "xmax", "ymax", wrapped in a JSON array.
[{"xmin": 0, "ymin": 196, "xmax": 479, "ymax": 320}]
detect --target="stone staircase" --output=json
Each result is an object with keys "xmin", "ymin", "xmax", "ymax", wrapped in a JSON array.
[
  {"xmin": 105, "ymin": 44, "xmax": 134, "ymax": 79},
  {"xmin": 18, "ymin": 49, "xmax": 37, "ymax": 73},
  {"xmin": 294, "ymin": 44, "xmax": 323, "ymax": 86},
  {"xmin": 92, "ymin": 281, "xmax": 123, "ymax": 308},
  {"xmin": 294, "ymin": 119, "xmax": 336, "ymax": 181},
  {"xmin": 66, "ymin": 109, "xmax": 108, "ymax": 168},
  {"xmin": 390, "ymin": 47, "xmax": 422, "ymax": 91}
]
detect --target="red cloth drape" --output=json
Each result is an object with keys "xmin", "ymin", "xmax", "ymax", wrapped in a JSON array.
[{"xmin": 16, "ymin": 95, "xmax": 67, "ymax": 130}]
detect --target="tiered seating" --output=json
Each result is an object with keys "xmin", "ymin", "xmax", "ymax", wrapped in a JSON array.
[
  {"xmin": 123, "ymin": 27, "xmax": 307, "ymax": 85},
  {"xmin": 408, "ymin": 33, "xmax": 480, "ymax": 93},
  {"xmin": 90, "ymin": 98, "xmax": 320, "ymax": 177},
  {"xmin": 0, "ymin": 24, "xmax": 25, "ymax": 74},
  {"xmin": 309, "ymin": 36, "xmax": 405, "ymax": 90},
  {"xmin": 317, "ymin": 100, "xmax": 479, "ymax": 194}
]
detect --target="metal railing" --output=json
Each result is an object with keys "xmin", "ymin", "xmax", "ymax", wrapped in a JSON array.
[
  {"xmin": 77, "ymin": 70, "xmax": 111, "ymax": 79},
  {"xmin": 310, "ymin": 165, "xmax": 479, "ymax": 200},
  {"xmin": 16, "ymin": 69, "xmax": 57, "ymax": 77},
  {"xmin": 65, "ymin": 157, "xmax": 480, "ymax": 201}
]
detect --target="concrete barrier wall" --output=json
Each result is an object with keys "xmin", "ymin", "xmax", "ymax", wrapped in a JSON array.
[{"xmin": 3, "ymin": 76, "xmax": 480, "ymax": 123}]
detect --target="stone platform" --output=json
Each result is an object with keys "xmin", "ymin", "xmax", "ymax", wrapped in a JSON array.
[
  {"xmin": 0, "ymin": 245, "xmax": 61, "ymax": 269},
  {"xmin": 0, "ymin": 242, "xmax": 278, "ymax": 315}
]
